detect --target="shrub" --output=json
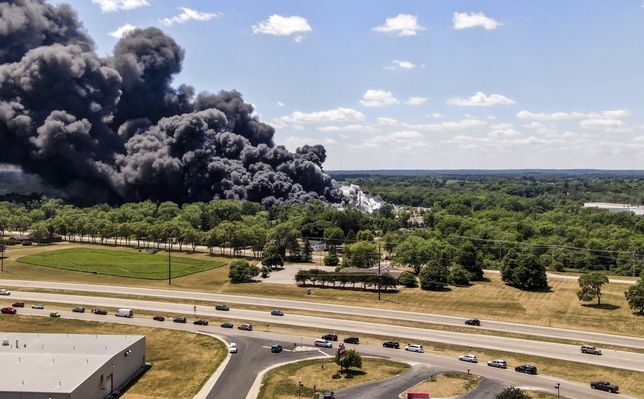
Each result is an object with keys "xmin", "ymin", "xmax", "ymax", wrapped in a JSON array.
[
  {"xmin": 419, "ymin": 262, "xmax": 448, "ymax": 290},
  {"xmin": 398, "ymin": 272, "xmax": 418, "ymax": 288},
  {"xmin": 228, "ymin": 260, "xmax": 260, "ymax": 283},
  {"xmin": 448, "ymin": 263, "xmax": 471, "ymax": 286}
]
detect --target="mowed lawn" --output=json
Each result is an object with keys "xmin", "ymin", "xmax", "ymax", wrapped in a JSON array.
[{"xmin": 18, "ymin": 248, "xmax": 227, "ymax": 279}]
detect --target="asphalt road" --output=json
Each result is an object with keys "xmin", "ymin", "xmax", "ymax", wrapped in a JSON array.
[
  {"xmin": 334, "ymin": 364, "xmax": 440, "ymax": 399},
  {"xmin": 2, "ymin": 279, "xmax": 642, "ymax": 350},
  {"xmin": 4, "ymin": 290, "xmax": 644, "ymax": 373},
  {"xmin": 3, "ymin": 307, "xmax": 635, "ymax": 399}
]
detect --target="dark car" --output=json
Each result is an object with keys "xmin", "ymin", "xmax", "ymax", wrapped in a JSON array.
[
  {"xmin": 465, "ymin": 318, "xmax": 481, "ymax": 326},
  {"xmin": 173, "ymin": 317, "xmax": 187, "ymax": 323},
  {"xmin": 92, "ymin": 309, "xmax": 107, "ymax": 315},
  {"xmin": 591, "ymin": 381, "xmax": 619, "ymax": 393},
  {"xmin": 344, "ymin": 336, "xmax": 359, "ymax": 344},
  {"xmin": 382, "ymin": 341, "xmax": 400, "ymax": 349},
  {"xmin": 215, "ymin": 304, "xmax": 230, "ymax": 311},
  {"xmin": 271, "ymin": 344, "xmax": 283, "ymax": 353},
  {"xmin": 1, "ymin": 307, "xmax": 17, "ymax": 314},
  {"xmin": 11, "ymin": 302, "xmax": 25, "ymax": 308},
  {"xmin": 72, "ymin": 306, "xmax": 85, "ymax": 313},
  {"xmin": 322, "ymin": 392, "xmax": 335, "ymax": 399},
  {"xmin": 238, "ymin": 324, "xmax": 253, "ymax": 331},
  {"xmin": 271, "ymin": 310, "xmax": 284, "ymax": 316},
  {"xmin": 194, "ymin": 319, "xmax": 209, "ymax": 326},
  {"xmin": 515, "ymin": 364, "xmax": 538, "ymax": 375},
  {"xmin": 220, "ymin": 322, "xmax": 234, "ymax": 328},
  {"xmin": 153, "ymin": 315, "xmax": 165, "ymax": 322},
  {"xmin": 322, "ymin": 334, "xmax": 338, "ymax": 341}
]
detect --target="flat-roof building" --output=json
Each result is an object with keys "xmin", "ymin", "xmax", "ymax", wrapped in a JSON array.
[
  {"xmin": 0, "ymin": 333, "xmax": 146, "ymax": 399},
  {"xmin": 583, "ymin": 202, "xmax": 644, "ymax": 216}
]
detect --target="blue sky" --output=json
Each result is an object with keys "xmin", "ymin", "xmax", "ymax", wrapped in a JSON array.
[{"xmin": 57, "ymin": 0, "xmax": 644, "ymax": 170}]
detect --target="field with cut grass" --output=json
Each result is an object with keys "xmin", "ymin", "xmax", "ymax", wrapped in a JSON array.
[
  {"xmin": 18, "ymin": 247, "xmax": 226, "ymax": 279},
  {"xmin": 0, "ymin": 315, "xmax": 227, "ymax": 399},
  {"xmin": 405, "ymin": 372, "xmax": 481, "ymax": 398}
]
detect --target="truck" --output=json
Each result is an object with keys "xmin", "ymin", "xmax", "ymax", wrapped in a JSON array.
[{"xmin": 115, "ymin": 308, "xmax": 134, "ymax": 318}]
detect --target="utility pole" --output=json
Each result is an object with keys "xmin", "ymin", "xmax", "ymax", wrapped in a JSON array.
[
  {"xmin": 378, "ymin": 243, "xmax": 382, "ymax": 301},
  {"xmin": 0, "ymin": 237, "xmax": 5, "ymax": 273},
  {"xmin": 168, "ymin": 240, "xmax": 172, "ymax": 285}
]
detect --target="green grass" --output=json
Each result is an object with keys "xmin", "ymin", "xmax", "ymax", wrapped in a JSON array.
[{"xmin": 18, "ymin": 248, "xmax": 227, "ymax": 279}]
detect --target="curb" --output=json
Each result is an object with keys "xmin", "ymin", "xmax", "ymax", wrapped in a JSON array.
[
  {"xmin": 244, "ymin": 355, "xmax": 328, "ymax": 399},
  {"xmin": 193, "ymin": 332, "xmax": 231, "ymax": 399}
]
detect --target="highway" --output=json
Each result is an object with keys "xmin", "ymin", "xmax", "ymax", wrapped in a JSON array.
[
  {"xmin": 5, "ymin": 290, "xmax": 644, "ymax": 372},
  {"xmin": 1, "ymin": 279, "xmax": 642, "ymax": 350},
  {"xmin": 3, "ymin": 307, "xmax": 635, "ymax": 399}
]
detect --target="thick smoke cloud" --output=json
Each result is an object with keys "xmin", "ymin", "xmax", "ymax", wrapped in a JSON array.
[{"xmin": 0, "ymin": 0, "xmax": 341, "ymax": 206}]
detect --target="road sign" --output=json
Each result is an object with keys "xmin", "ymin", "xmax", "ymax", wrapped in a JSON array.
[{"xmin": 338, "ymin": 343, "xmax": 345, "ymax": 361}]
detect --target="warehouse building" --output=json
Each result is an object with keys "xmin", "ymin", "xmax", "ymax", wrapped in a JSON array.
[{"xmin": 0, "ymin": 333, "xmax": 147, "ymax": 399}]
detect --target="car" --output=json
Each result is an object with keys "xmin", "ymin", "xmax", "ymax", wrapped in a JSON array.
[
  {"xmin": 238, "ymin": 323, "xmax": 252, "ymax": 331},
  {"xmin": 383, "ymin": 341, "xmax": 400, "ymax": 349},
  {"xmin": 220, "ymin": 322, "xmax": 234, "ymax": 328},
  {"xmin": 271, "ymin": 310, "xmax": 284, "ymax": 316},
  {"xmin": 228, "ymin": 343, "xmax": 238, "ymax": 353},
  {"xmin": 152, "ymin": 315, "xmax": 165, "ymax": 322},
  {"xmin": 49, "ymin": 311, "xmax": 61, "ymax": 318},
  {"xmin": 314, "ymin": 339, "xmax": 333, "ymax": 348},
  {"xmin": 459, "ymin": 354, "xmax": 478, "ymax": 363},
  {"xmin": 405, "ymin": 344, "xmax": 424, "ymax": 353},
  {"xmin": 1, "ymin": 307, "xmax": 16, "ymax": 314},
  {"xmin": 515, "ymin": 364, "xmax": 538, "ymax": 375},
  {"xmin": 92, "ymin": 309, "xmax": 107, "ymax": 315},
  {"xmin": 465, "ymin": 318, "xmax": 481, "ymax": 326},
  {"xmin": 322, "ymin": 334, "xmax": 338, "ymax": 341},
  {"xmin": 343, "ymin": 336, "xmax": 359, "ymax": 344},
  {"xmin": 581, "ymin": 345, "xmax": 602, "ymax": 355},
  {"xmin": 173, "ymin": 317, "xmax": 187, "ymax": 323},
  {"xmin": 32, "ymin": 304, "xmax": 44, "ymax": 310},
  {"xmin": 487, "ymin": 359, "xmax": 508, "ymax": 368},
  {"xmin": 322, "ymin": 392, "xmax": 335, "ymax": 399},
  {"xmin": 271, "ymin": 344, "xmax": 283, "ymax": 353},
  {"xmin": 0, "ymin": 289, "xmax": 10, "ymax": 296},
  {"xmin": 11, "ymin": 302, "xmax": 24, "ymax": 308},
  {"xmin": 72, "ymin": 307, "xmax": 85, "ymax": 313},
  {"xmin": 215, "ymin": 304, "xmax": 230, "ymax": 311},
  {"xmin": 193, "ymin": 319, "xmax": 209, "ymax": 326},
  {"xmin": 591, "ymin": 381, "xmax": 619, "ymax": 393}
]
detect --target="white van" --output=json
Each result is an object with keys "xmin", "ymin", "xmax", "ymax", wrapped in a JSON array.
[
  {"xmin": 115, "ymin": 308, "xmax": 134, "ymax": 318},
  {"xmin": 404, "ymin": 344, "xmax": 424, "ymax": 353},
  {"xmin": 315, "ymin": 339, "xmax": 333, "ymax": 348}
]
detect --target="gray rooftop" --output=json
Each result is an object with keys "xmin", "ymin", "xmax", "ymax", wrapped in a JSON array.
[{"xmin": 0, "ymin": 333, "xmax": 144, "ymax": 393}]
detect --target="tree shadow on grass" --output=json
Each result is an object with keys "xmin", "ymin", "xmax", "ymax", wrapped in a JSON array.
[{"xmin": 582, "ymin": 303, "xmax": 621, "ymax": 311}]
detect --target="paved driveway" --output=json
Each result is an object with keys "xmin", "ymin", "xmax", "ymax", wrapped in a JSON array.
[{"xmin": 259, "ymin": 263, "xmax": 337, "ymax": 284}]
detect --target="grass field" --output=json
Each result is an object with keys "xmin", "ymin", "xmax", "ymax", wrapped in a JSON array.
[
  {"xmin": 0, "ymin": 315, "xmax": 227, "ymax": 399},
  {"xmin": 18, "ymin": 247, "xmax": 226, "ymax": 279},
  {"xmin": 405, "ymin": 372, "xmax": 481, "ymax": 398},
  {"xmin": 257, "ymin": 358, "xmax": 409, "ymax": 399}
]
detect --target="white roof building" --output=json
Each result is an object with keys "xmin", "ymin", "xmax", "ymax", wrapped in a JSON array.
[{"xmin": 583, "ymin": 203, "xmax": 644, "ymax": 216}]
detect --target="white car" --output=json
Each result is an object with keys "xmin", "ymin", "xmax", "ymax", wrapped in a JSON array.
[
  {"xmin": 0, "ymin": 289, "xmax": 10, "ymax": 296},
  {"xmin": 314, "ymin": 339, "xmax": 333, "ymax": 348},
  {"xmin": 32, "ymin": 304, "xmax": 44, "ymax": 309},
  {"xmin": 487, "ymin": 359, "xmax": 507, "ymax": 368},
  {"xmin": 459, "ymin": 354, "xmax": 478, "ymax": 363},
  {"xmin": 228, "ymin": 343, "xmax": 238, "ymax": 353},
  {"xmin": 404, "ymin": 344, "xmax": 424, "ymax": 353}
]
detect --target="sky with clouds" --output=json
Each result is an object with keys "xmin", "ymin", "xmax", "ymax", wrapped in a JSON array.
[{"xmin": 57, "ymin": 0, "xmax": 644, "ymax": 170}]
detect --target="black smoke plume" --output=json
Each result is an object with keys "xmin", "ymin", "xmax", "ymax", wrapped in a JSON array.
[{"xmin": 0, "ymin": 0, "xmax": 341, "ymax": 206}]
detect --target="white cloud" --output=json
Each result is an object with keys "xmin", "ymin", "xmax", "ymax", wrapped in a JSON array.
[
  {"xmin": 92, "ymin": 0, "xmax": 149, "ymax": 13},
  {"xmin": 161, "ymin": 8, "xmax": 220, "ymax": 26},
  {"xmin": 109, "ymin": 23, "xmax": 137, "ymax": 38},
  {"xmin": 390, "ymin": 59, "xmax": 416, "ymax": 70},
  {"xmin": 580, "ymin": 118, "xmax": 625, "ymax": 130},
  {"xmin": 404, "ymin": 118, "xmax": 488, "ymax": 131},
  {"xmin": 489, "ymin": 128, "xmax": 522, "ymax": 139},
  {"xmin": 360, "ymin": 90, "xmax": 399, "ymax": 107},
  {"xmin": 373, "ymin": 14, "xmax": 425, "ymax": 36},
  {"xmin": 363, "ymin": 130, "xmax": 426, "ymax": 150},
  {"xmin": 277, "ymin": 107, "xmax": 365, "ymax": 125},
  {"xmin": 405, "ymin": 96, "xmax": 429, "ymax": 106},
  {"xmin": 317, "ymin": 124, "xmax": 371, "ymax": 133},
  {"xmin": 284, "ymin": 136, "xmax": 335, "ymax": 151},
  {"xmin": 277, "ymin": 101, "xmax": 285, "ymax": 107},
  {"xmin": 427, "ymin": 112, "xmax": 443, "ymax": 119},
  {"xmin": 452, "ymin": 12, "xmax": 501, "ymax": 30},
  {"xmin": 252, "ymin": 15, "xmax": 312, "ymax": 40},
  {"xmin": 517, "ymin": 109, "xmax": 630, "ymax": 121},
  {"xmin": 447, "ymin": 91, "xmax": 515, "ymax": 107},
  {"xmin": 377, "ymin": 117, "xmax": 398, "ymax": 126}
]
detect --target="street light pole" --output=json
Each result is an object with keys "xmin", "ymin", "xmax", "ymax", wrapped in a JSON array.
[
  {"xmin": 555, "ymin": 381, "xmax": 560, "ymax": 399},
  {"xmin": 377, "ymin": 243, "xmax": 382, "ymax": 301}
]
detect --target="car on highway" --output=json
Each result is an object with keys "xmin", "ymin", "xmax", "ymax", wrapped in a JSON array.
[
  {"xmin": 173, "ymin": 317, "xmax": 187, "ymax": 323},
  {"xmin": 220, "ymin": 322, "xmax": 234, "ymax": 328},
  {"xmin": 215, "ymin": 304, "xmax": 230, "ymax": 311},
  {"xmin": 72, "ymin": 306, "xmax": 85, "ymax": 313},
  {"xmin": 404, "ymin": 344, "xmax": 424, "ymax": 353},
  {"xmin": 12, "ymin": 302, "xmax": 24, "ymax": 308},
  {"xmin": 590, "ymin": 381, "xmax": 619, "ymax": 393},
  {"xmin": 92, "ymin": 309, "xmax": 107, "ymax": 315},
  {"xmin": 152, "ymin": 315, "xmax": 165, "ymax": 322},
  {"xmin": 343, "ymin": 336, "xmax": 359, "ymax": 344},
  {"xmin": 515, "ymin": 364, "xmax": 538, "ymax": 375},
  {"xmin": 238, "ymin": 324, "xmax": 252, "ymax": 331},
  {"xmin": 314, "ymin": 339, "xmax": 333, "ymax": 348},
  {"xmin": 271, "ymin": 344, "xmax": 283, "ymax": 353},
  {"xmin": 193, "ymin": 319, "xmax": 209, "ymax": 326},
  {"xmin": 49, "ymin": 311, "xmax": 61, "ymax": 318},
  {"xmin": 321, "ymin": 334, "xmax": 338, "ymax": 341},
  {"xmin": 0, "ymin": 289, "xmax": 10, "ymax": 296},
  {"xmin": 465, "ymin": 318, "xmax": 481, "ymax": 326},
  {"xmin": 32, "ymin": 304, "xmax": 44, "ymax": 310},
  {"xmin": 271, "ymin": 310, "xmax": 284, "ymax": 316},
  {"xmin": 228, "ymin": 343, "xmax": 238, "ymax": 353},
  {"xmin": 322, "ymin": 392, "xmax": 335, "ymax": 399},
  {"xmin": 458, "ymin": 354, "xmax": 478, "ymax": 363},
  {"xmin": 487, "ymin": 359, "xmax": 508, "ymax": 369},
  {"xmin": 581, "ymin": 345, "xmax": 602, "ymax": 355},
  {"xmin": 1, "ymin": 307, "xmax": 17, "ymax": 314},
  {"xmin": 382, "ymin": 341, "xmax": 400, "ymax": 349}
]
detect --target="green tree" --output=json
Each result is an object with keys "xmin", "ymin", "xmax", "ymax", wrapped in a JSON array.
[
  {"xmin": 496, "ymin": 386, "xmax": 531, "ymax": 399},
  {"xmin": 456, "ymin": 241, "xmax": 483, "ymax": 281},
  {"xmin": 577, "ymin": 272, "xmax": 609, "ymax": 306},
  {"xmin": 448, "ymin": 263, "xmax": 471, "ymax": 286},
  {"xmin": 228, "ymin": 260, "xmax": 260, "ymax": 283},
  {"xmin": 344, "ymin": 241, "xmax": 378, "ymax": 268},
  {"xmin": 501, "ymin": 250, "xmax": 548, "ymax": 290},
  {"xmin": 356, "ymin": 230, "xmax": 374, "ymax": 241},
  {"xmin": 324, "ymin": 244, "xmax": 340, "ymax": 266},
  {"xmin": 30, "ymin": 222, "xmax": 51, "ymax": 244},
  {"xmin": 302, "ymin": 238, "xmax": 313, "ymax": 263},
  {"xmin": 334, "ymin": 349, "xmax": 362, "ymax": 373},
  {"xmin": 262, "ymin": 243, "xmax": 284, "ymax": 270},
  {"xmin": 625, "ymin": 277, "xmax": 644, "ymax": 314},
  {"xmin": 419, "ymin": 262, "xmax": 448, "ymax": 290},
  {"xmin": 398, "ymin": 272, "xmax": 418, "ymax": 288},
  {"xmin": 394, "ymin": 236, "xmax": 435, "ymax": 274}
]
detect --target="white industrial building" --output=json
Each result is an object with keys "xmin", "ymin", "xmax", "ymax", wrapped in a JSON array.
[
  {"xmin": 0, "ymin": 333, "xmax": 146, "ymax": 399},
  {"xmin": 583, "ymin": 202, "xmax": 644, "ymax": 215}
]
